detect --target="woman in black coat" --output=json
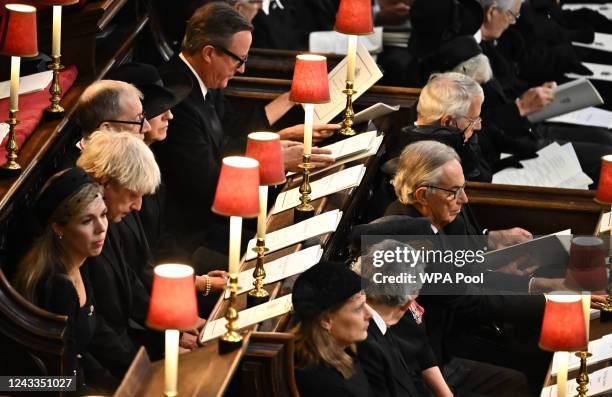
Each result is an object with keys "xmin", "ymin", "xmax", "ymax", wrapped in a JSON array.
[
  {"xmin": 13, "ymin": 167, "xmax": 117, "ymax": 394},
  {"xmin": 291, "ymin": 261, "xmax": 375, "ymax": 397}
]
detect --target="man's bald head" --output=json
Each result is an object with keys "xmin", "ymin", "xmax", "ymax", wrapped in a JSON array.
[{"xmin": 75, "ymin": 80, "xmax": 144, "ymax": 139}]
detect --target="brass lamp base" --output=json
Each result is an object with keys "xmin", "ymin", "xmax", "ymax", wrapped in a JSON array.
[
  {"xmin": 247, "ymin": 239, "xmax": 270, "ymax": 308},
  {"xmin": 44, "ymin": 56, "xmax": 65, "ymax": 120},
  {"xmin": 295, "ymin": 155, "xmax": 316, "ymax": 222},
  {"xmin": 1, "ymin": 109, "xmax": 21, "ymax": 175},
  {"xmin": 339, "ymin": 81, "xmax": 356, "ymax": 136},
  {"xmin": 575, "ymin": 351, "xmax": 592, "ymax": 397},
  {"xmin": 219, "ymin": 276, "xmax": 243, "ymax": 354}
]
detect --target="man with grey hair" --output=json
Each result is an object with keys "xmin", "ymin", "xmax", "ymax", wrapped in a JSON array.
[
  {"xmin": 75, "ymin": 80, "xmax": 152, "ymax": 140},
  {"xmin": 358, "ymin": 239, "xmax": 531, "ymax": 397},
  {"xmin": 388, "ymin": 72, "xmax": 490, "ymax": 182}
]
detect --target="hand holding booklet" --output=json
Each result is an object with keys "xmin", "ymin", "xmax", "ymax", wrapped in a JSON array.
[{"xmin": 527, "ymin": 79, "xmax": 603, "ymax": 123}]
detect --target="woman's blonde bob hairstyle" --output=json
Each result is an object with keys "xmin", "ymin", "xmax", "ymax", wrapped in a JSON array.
[{"xmin": 77, "ymin": 130, "xmax": 161, "ymax": 194}]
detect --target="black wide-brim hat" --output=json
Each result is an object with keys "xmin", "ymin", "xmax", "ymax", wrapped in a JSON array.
[
  {"xmin": 410, "ymin": 0, "xmax": 484, "ymax": 58},
  {"xmin": 292, "ymin": 261, "xmax": 363, "ymax": 321},
  {"xmin": 107, "ymin": 62, "xmax": 192, "ymax": 119},
  {"xmin": 420, "ymin": 35, "xmax": 483, "ymax": 77}
]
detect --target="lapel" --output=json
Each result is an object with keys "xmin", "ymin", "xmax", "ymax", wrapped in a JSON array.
[
  {"xmin": 167, "ymin": 56, "xmax": 225, "ymax": 155},
  {"xmin": 122, "ymin": 213, "xmax": 152, "ymax": 260}
]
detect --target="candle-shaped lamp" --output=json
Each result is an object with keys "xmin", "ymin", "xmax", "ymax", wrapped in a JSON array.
[
  {"xmin": 245, "ymin": 132, "xmax": 285, "ymax": 307},
  {"xmin": 290, "ymin": 54, "xmax": 330, "ymax": 222},
  {"xmin": 565, "ymin": 237, "xmax": 607, "ymax": 292},
  {"xmin": 0, "ymin": 4, "xmax": 38, "ymax": 173},
  {"xmin": 212, "ymin": 156, "xmax": 260, "ymax": 352},
  {"xmin": 539, "ymin": 292, "xmax": 588, "ymax": 397},
  {"xmin": 593, "ymin": 154, "xmax": 612, "ymax": 314},
  {"xmin": 334, "ymin": 0, "xmax": 373, "ymax": 136},
  {"xmin": 42, "ymin": 0, "xmax": 79, "ymax": 119},
  {"xmin": 147, "ymin": 264, "xmax": 198, "ymax": 397}
]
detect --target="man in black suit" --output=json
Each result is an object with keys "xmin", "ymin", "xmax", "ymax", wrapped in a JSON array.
[
  {"xmin": 77, "ymin": 131, "xmax": 163, "ymax": 377},
  {"xmin": 155, "ymin": 2, "xmax": 336, "ymax": 254}
]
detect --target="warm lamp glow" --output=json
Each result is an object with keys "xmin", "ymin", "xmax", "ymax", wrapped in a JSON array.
[
  {"xmin": 212, "ymin": 156, "xmax": 260, "ymax": 218},
  {"xmin": 146, "ymin": 264, "xmax": 198, "ymax": 331},
  {"xmin": 42, "ymin": 0, "xmax": 79, "ymax": 4},
  {"xmin": 595, "ymin": 154, "xmax": 612, "ymax": 204},
  {"xmin": 290, "ymin": 55, "xmax": 330, "ymax": 104},
  {"xmin": 539, "ymin": 293, "xmax": 588, "ymax": 352},
  {"xmin": 0, "ymin": 4, "xmax": 38, "ymax": 57},
  {"xmin": 565, "ymin": 237, "xmax": 608, "ymax": 291},
  {"xmin": 246, "ymin": 132, "xmax": 286, "ymax": 186},
  {"xmin": 334, "ymin": 0, "xmax": 374, "ymax": 35}
]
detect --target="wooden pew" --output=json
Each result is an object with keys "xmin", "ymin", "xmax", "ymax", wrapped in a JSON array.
[
  {"xmin": 466, "ymin": 182, "xmax": 604, "ymax": 235},
  {"xmin": 244, "ymin": 48, "xmax": 345, "ymax": 80}
]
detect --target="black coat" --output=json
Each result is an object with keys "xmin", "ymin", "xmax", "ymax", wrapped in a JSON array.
[
  {"xmin": 87, "ymin": 221, "xmax": 153, "ymax": 376},
  {"xmin": 116, "ymin": 212, "xmax": 154, "ymax": 292},
  {"xmin": 155, "ymin": 56, "xmax": 268, "ymax": 253},
  {"xmin": 357, "ymin": 321, "xmax": 422, "ymax": 397},
  {"xmin": 295, "ymin": 351, "xmax": 374, "ymax": 397}
]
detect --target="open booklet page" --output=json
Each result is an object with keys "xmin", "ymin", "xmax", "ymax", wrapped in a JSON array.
[
  {"xmin": 224, "ymin": 245, "xmax": 323, "ymax": 298},
  {"xmin": 309, "ymin": 27, "xmax": 383, "ymax": 55},
  {"xmin": 313, "ymin": 43, "xmax": 383, "ymax": 125},
  {"xmin": 245, "ymin": 210, "xmax": 343, "ymax": 260},
  {"xmin": 527, "ymin": 79, "xmax": 603, "ymax": 123},
  {"xmin": 273, "ymin": 165, "xmax": 366, "ymax": 214},
  {"xmin": 200, "ymin": 294, "xmax": 293, "ymax": 343}
]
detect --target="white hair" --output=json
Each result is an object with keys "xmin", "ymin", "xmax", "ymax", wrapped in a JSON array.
[
  {"xmin": 417, "ymin": 72, "xmax": 484, "ymax": 124},
  {"xmin": 477, "ymin": 0, "xmax": 518, "ymax": 11},
  {"xmin": 77, "ymin": 130, "xmax": 161, "ymax": 195},
  {"xmin": 452, "ymin": 54, "xmax": 493, "ymax": 84}
]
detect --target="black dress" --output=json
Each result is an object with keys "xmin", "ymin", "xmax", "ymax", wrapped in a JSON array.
[
  {"xmin": 38, "ymin": 265, "xmax": 117, "ymax": 394},
  {"xmin": 295, "ymin": 350, "xmax": 374, "ymax": 397}
]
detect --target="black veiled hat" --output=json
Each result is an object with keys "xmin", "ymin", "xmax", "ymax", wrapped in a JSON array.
[
  {"xmin": 350, "ymin": 216, "xmax": 434, "ymax": 250},
  {"xmin": 107, "ymin": 62, "xmax": 192, "ymax": 119},
  {"xmin": 35, "ymin": 167, "xmax": 96, "ymax": 225},
  {"xmin": 292, "ymin": 261, "xmax": 363, "ymax": 321}
]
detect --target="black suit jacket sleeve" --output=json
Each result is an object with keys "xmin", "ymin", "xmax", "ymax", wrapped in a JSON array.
[{"xmin": 357, "ymin": 339, "xmax": 394, "ymax": 397}]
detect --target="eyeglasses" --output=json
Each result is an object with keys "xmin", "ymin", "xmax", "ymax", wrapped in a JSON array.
[
  {"xmin": 459, "ymin": 115, "xmax": 482, "ymax": 127},
  {"xmin": 213, "ymin": 45, "xmax": 248, "ymax": 68},
  {"xmin": 506, "ymin": 9, "xmax": 520, "ymax": 21},
  {"xmin": 103, "ymin": 112, "xmax": 147, "ymax": 134},
  {"xmin": 426, "ymin": 183, "xmax": 466, "ymax": 200}
]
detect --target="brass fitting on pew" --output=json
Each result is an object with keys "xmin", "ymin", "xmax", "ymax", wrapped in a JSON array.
[
  {"xmin": 339, "ymin": 81, "xmax": 356, "ymax": 136},
  {"xmin": 2, "ymin": 109, "xmax": 21, "ymax": 173},
  {"xmin": 247, "ymin": 238, "xmax": 270, "ymax": 308},
  {"xmin": 44, "ymin": 55, "xmax": 65, "ymax": 119},
  {"xmin": 219, "ymin": 275, "xmax": 243, "ymax": 353},
  {"xmin": 295, "ymin": 154, "xmax": 316, "ymax": 222}
]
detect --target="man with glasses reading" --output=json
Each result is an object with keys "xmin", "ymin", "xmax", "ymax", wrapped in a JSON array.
[{"xmin": 156, "ymin": 2, "xmax": 337, "ymax": 254}]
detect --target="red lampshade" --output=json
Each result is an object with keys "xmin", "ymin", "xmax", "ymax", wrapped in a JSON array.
[
  {"xmin": 335, "ymin": 0, "xmax": 374, "ymax": 35},
  {"xmin": 246, "ymin": 132, "xmax": 286, "ymax": 186},
  {"xmin": 539, "ymin": 293, "xmax": 587, "ymax": 352},
  {"xmin": 290, "ymin": 54, "xmax": 330, "ymax": 104},
  {"xmin": 0, "ymin": 4, "xmax": 38, "ymax": 57},
  {"xmin": 212, "ymin": 156, "xmax": 260, "ymax": 217},
  {"xmin": 147, "ymin": 264, "xmax": 198, "ymax": 331},
  {"xmin": 595, "ymin": 154, "xmax": 612, "ymax": 204},
  {"xmin": 565, "ymin": 237, "xmax": 608, "ymax": 291},
  {"xmin": 41, "ymin": 0, "xmax": 79, "ymax": 5}
]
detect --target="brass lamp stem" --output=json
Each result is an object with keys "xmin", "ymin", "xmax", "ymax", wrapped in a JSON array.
[
  {"xmin": 575, "ymin": 351, "xmax": 592, "ymax": 397},
  {"xmin": 2, "ymin": 109, "xmax": 21, "ymax": 173},
  {"xmin": 339, "ymin": 80, "xmax": 356, "ymax": 136},
  {"xmin": 219, "ymin": 275, "xmax": 243, "ymax": 353},
  {"xmin": 295, "ymin": 154, "xmax": 316, "ymax": 222},
  {"xmin": 247, "ymin": 238, "xmax": 270, "ymax": 307},
  {"xmin": 45, "ymin": 55, "xmax": 65, "ymax": 119}
]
